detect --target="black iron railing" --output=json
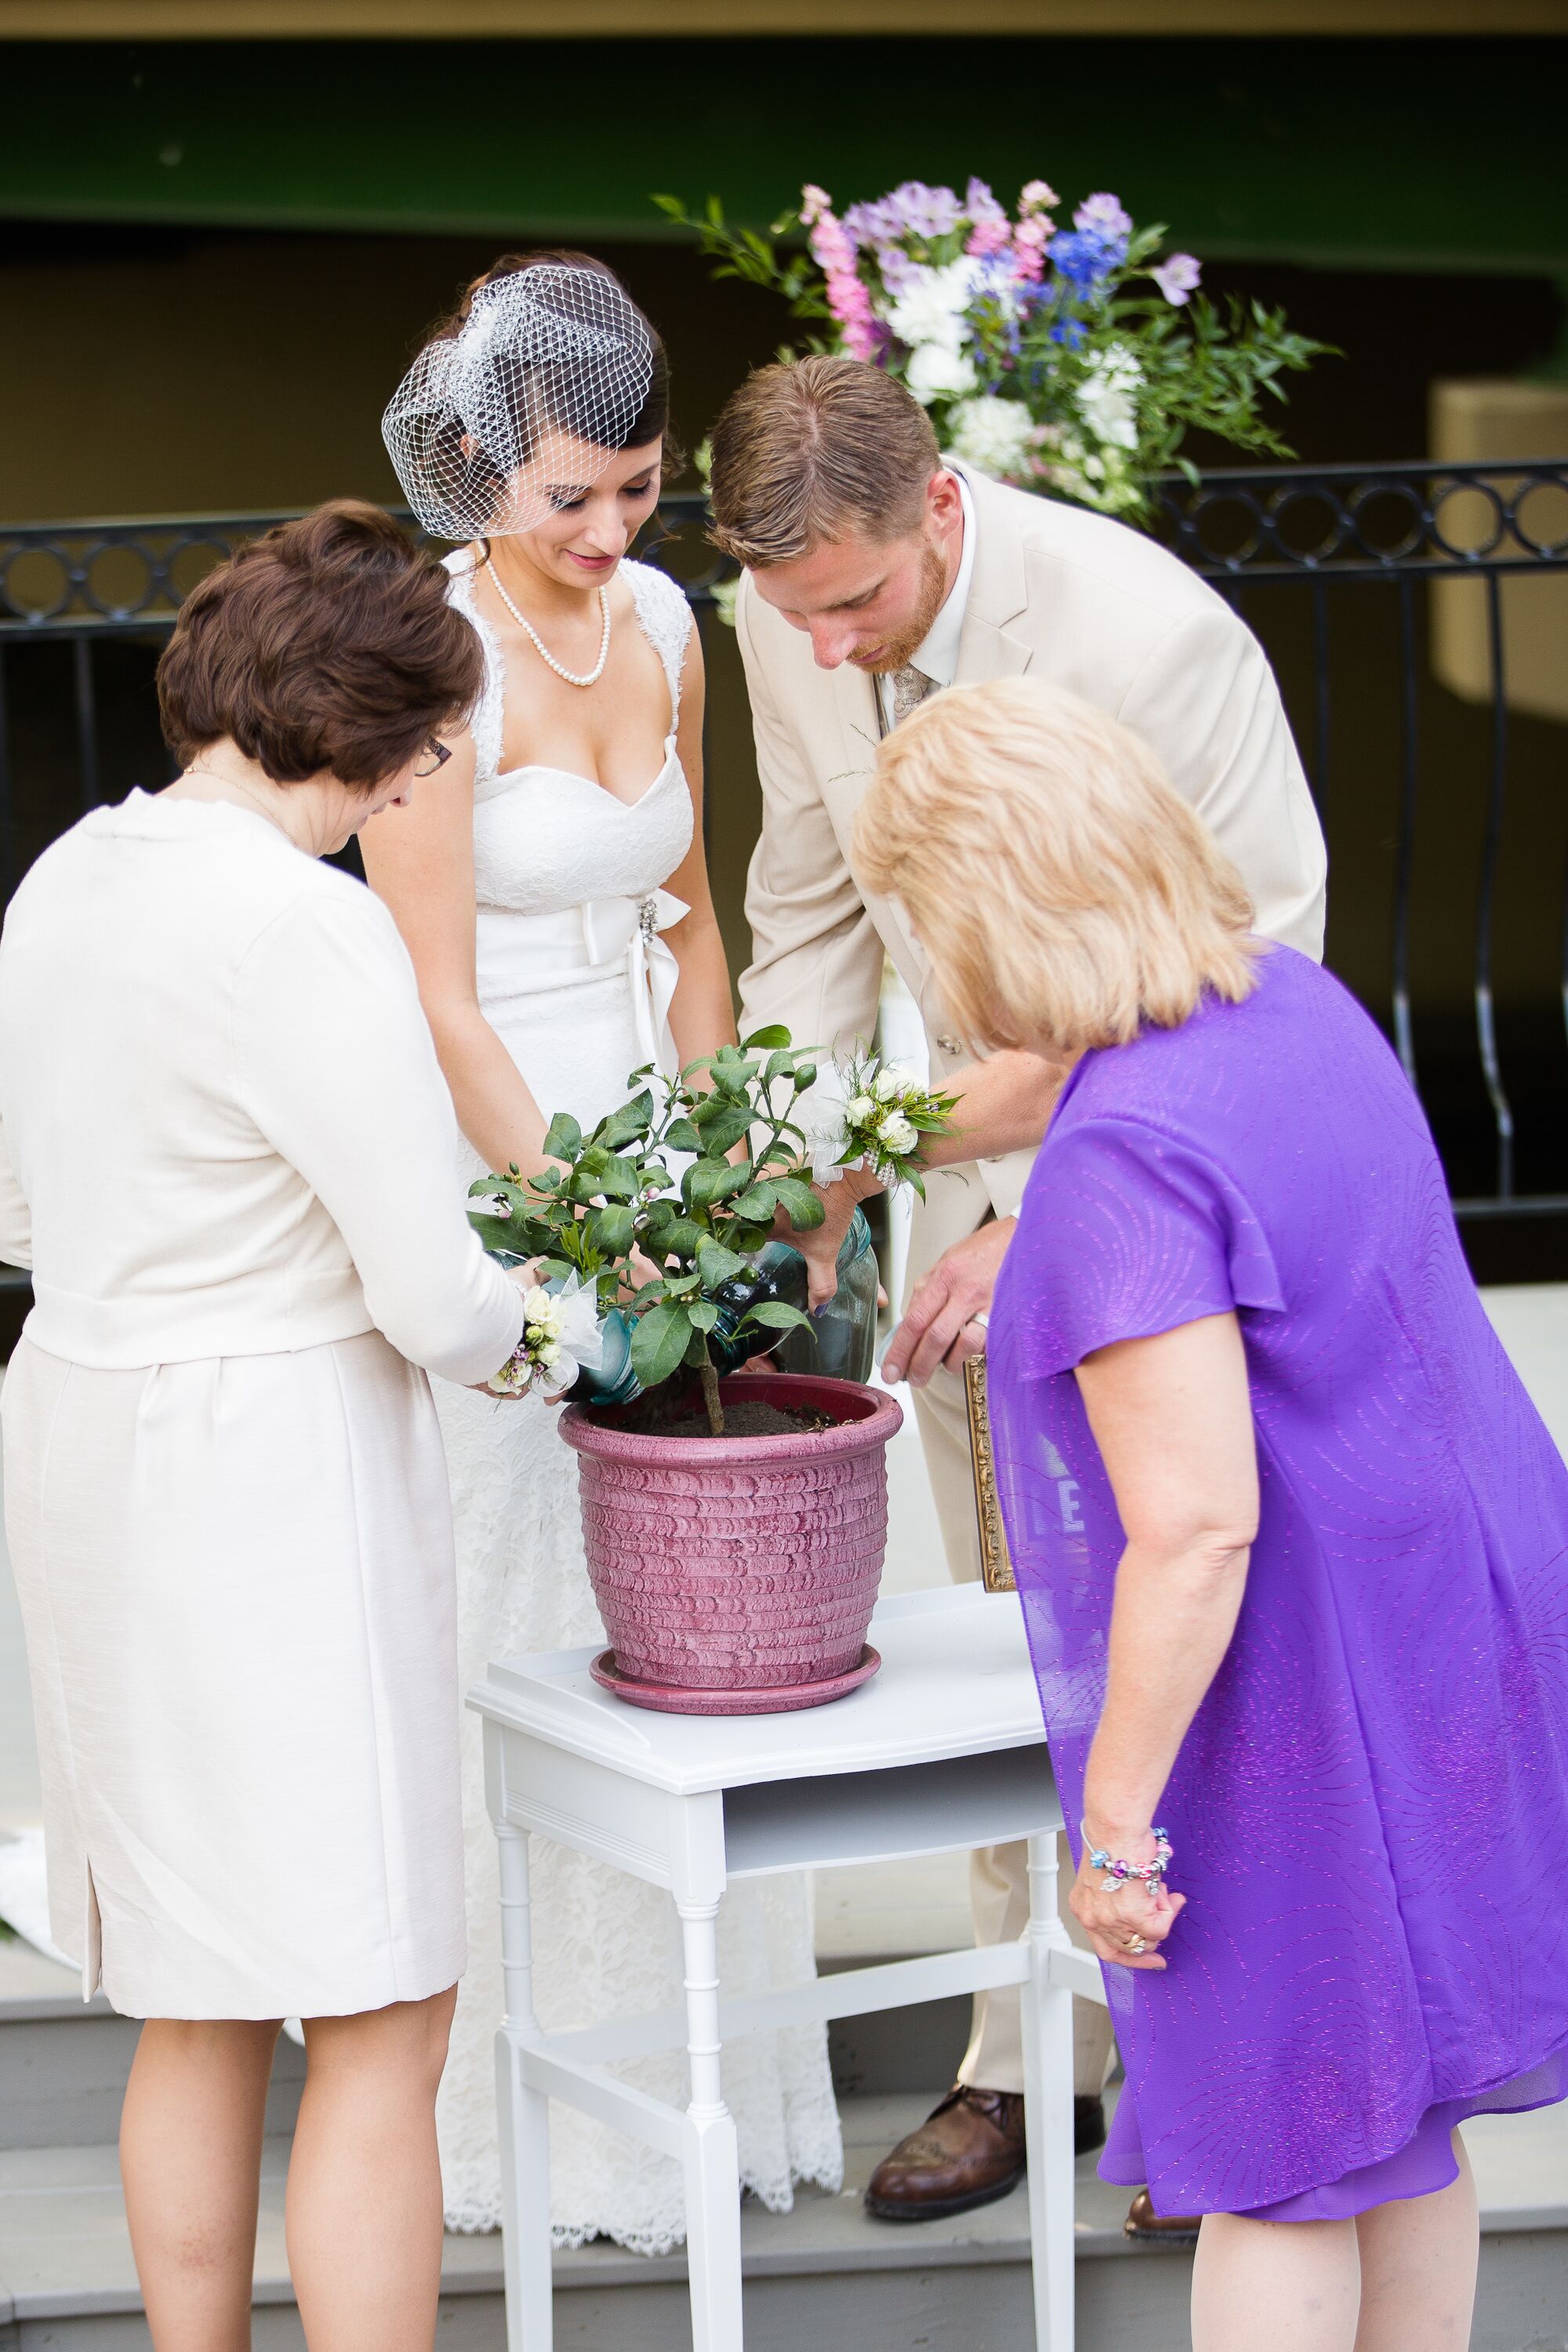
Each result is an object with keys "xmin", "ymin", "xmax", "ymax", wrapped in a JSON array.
[{"xmin": 2, "ymin": 466, "xmax": 1567, "ymax": 1261}]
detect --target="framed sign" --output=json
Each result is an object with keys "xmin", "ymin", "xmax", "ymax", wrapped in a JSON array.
[{"xmin": 964, "ymin": 1354, "xmax": 1015, "ymax": 1593}]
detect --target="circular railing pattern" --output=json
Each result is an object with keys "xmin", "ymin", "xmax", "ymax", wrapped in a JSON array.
[{"xmin": 1156, "ymin": 459, "xmax": 1568, "ymax": 582}]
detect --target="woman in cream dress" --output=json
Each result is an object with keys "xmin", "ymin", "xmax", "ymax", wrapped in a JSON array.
[
  {"xmin": 368, "ymin": 256, "xmax": 842, "ymax": 2247},
  {"xmin": 0, "ymin": 505, "xmax": 526, "ymax": 2352}
]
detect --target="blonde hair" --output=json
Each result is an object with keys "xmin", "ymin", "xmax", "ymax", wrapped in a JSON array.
[
  {"xmin": 707, "ymin": 355, "xmax": 939, "ymax": 568},
  {"xmin": 855, "ymin": 678, "xmax": 1258, "ymax": 1055}
]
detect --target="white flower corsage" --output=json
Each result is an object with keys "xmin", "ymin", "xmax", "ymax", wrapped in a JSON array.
[
  {"xmin": 488, "ymin": 1272, "xmax": 607, "ymax": 1398},
  {"xmin": 810, "ymin": 1054, "xmax": 960, "ymax": 1200}
]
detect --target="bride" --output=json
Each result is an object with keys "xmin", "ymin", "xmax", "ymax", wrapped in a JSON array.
[{"xmin": 364, "ymin": 254, "xmax": 844, "ymax": 2248}]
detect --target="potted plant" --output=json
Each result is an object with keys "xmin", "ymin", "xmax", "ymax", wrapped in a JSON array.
[{"xmin": 465, "ymin": 1033, "xmax": 953, "ymax": 1714}]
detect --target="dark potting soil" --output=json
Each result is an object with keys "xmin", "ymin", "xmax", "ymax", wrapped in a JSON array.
[{"xmin": 608, "ymin": 1395, "xmax": 833, "ymax": 1442}]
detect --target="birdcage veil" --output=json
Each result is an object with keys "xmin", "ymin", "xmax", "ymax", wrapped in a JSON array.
[{"xmin": 381, "ymin": 263, "xmax": 659, "ymax": 540}]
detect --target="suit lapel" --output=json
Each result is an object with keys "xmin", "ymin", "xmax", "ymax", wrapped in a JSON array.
[{"xmin": 953, "ymin": 462, "xmax": 1033, "ymax": 688}]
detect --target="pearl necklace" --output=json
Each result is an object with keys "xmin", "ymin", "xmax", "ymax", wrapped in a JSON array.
[{"xmin": 484, "ymin": 557, "xmax": 611, "ymax": 688}]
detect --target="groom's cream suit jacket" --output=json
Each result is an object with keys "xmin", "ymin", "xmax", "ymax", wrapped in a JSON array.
[
  {"xmin": 737, "ymin": 463, "xmax": 1326, "ymax": 1253},
  {"xmin": 735, "ymin": 461, "xmax": 1327, "ymax": 1575}
]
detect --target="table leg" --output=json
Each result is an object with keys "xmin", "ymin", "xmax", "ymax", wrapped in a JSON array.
[
  {"xmin": 677, "ymin": 1897, "xmax": 743, "ymax": 2352},
  {"xmin": 1021, "ymin": 1829, "xmax": 1076, "ymax": 2352},
  {"xmin": 495, "ymin": 1821, "xmax": 553, "ymax": 2352}
]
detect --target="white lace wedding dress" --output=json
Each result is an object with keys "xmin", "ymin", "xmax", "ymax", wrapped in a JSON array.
[{"xmin": 433, "ymin": 548, "xmax": 844, "ymax": 2247}]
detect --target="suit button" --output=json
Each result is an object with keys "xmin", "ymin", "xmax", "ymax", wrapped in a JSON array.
[{"xmin": 936, "ymin": 1033, "xmax": 961, "ymax": 1054}]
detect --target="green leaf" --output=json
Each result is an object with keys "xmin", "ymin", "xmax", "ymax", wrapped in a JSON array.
[
  {"xmin": 629, "ymin": 1300, "xmax": 695, "ymax": 1390},
  {"xmin": 593, "ymin": 1092, "xmax": 655, "ymax": 1152},
  {"xmin": 738, "ymin": 1301, "xmax": 815, "ymax": 1333},
  {"xmin": 742, "ymin": 1023, "xmax": 792, "ymax": 1050},
  {"xmin": 588, "ymin": 1203, "xmax": 636, "ymax": 1256},
  {"xmin": 683, "ymin": 1324, "xmax": 713, "ymax": 1370},
  {"xmin": 542, "ymin": 1112, "xmax": 583, "ymax": 1163},
  {"xmin": 769, "ymin": 1176, "xmax": 826, "ymax": 1229},
  {"xmin": 702, "ymin": 1107, "xmax": 759, "ymax": 1156},
  {"xmin": 593, "ymin": 1155, "xmax": 642, "ymax": 1201},
  {"xmin": 687, "ymin": 1299, "xmax": 719, "ymax": 1332},
  {"xmin": 684, "ymin": 1159, "xmax": 735, "ymax": 1211},
  {"xmin": 644, "ymin": 1211, "xmax": 706, "ymax": 1258},
  {"xmin": 664, "ymin": 1117, "xmax": 703, "ymax": 1152},
  {"xmin": 728, "ymin": 1182, "xmax": 779, "ymax": 1222},
  {"xmin": 695, "ymin": 1236, "xmax": 749, "ymax": 1285}
]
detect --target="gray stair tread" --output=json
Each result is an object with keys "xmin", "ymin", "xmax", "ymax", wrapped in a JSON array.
[
  {"xmin": 2, "ymin": 2093, "xmax": 1563, "ymax": 2324},
  {"xmin": 0, "ymin": 1931, "xmax": 88, "ymax": 2016}
]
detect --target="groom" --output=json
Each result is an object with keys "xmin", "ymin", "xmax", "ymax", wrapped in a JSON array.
[{"xmin": 709, "ymin": 354, "xmax": 1327, "ymax": 2230}]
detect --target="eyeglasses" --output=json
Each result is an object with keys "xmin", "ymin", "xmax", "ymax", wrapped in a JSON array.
[{"xmin": 414, "ymin": 737, "xmax": 453, "ymax": 779}]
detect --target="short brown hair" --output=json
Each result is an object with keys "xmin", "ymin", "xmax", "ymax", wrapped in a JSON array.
[
  {"xmin": 855, "ymin": 679, "xmax": 1258, "ymax": 1056},
  {"xmin": 707, "ymin": 355, "xmax": 939, "ymax": 568},
  {"xmin": 157, "ymin": 500, "xmax": 482, "ymax": 789}
]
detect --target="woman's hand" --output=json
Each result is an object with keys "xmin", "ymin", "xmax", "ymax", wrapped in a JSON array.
[
  {"xmin": 1069, "ymin": 1837, "xmax": 1185, "ymax": 1972},
  {"xmin": 470, "ymin": 1261, "xmax": 572, "ymax": 1404}
]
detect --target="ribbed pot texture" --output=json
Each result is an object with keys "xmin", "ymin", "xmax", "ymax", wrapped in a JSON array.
[{"xmin": 560, "ymin": 1371, "xmax": 903, "ymax": 1694}]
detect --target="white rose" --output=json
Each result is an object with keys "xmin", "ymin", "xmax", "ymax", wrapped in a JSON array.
[
  {"xmin": 887, "ymin": 260, "xmax": 977, "ymax": 354},
  {"xmin": 905, "ymin": 341, "xmax": 979, "ymax": 408},
  {"xmin": 845, "ymin": 1091, "xmax": 877, "ymax": 1124},
  {"xmin": 879, "ymin": 1112, "xmax": 919, "ymax": 1156},
  {"xmin": 945, "ymin": 394, "xmax": 1035, "ymax": 480},
  {"xmin": 521, "ymin": 1286, "xmax": 553, "ymax": 1323},
  {"xmin": 871, "ymin": 1067, "xmax": 905, "ymax": 1102}
]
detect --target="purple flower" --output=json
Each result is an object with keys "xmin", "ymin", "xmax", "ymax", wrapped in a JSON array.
[
  {"xmin": 1151, "ymin": 251, "xmax": 1202, "ymax": 305},
  {"xmin": 845, "ymin": 180, "xmax": 964, "ymax": 246},
  {"xmin": 965, "ymin": 176, "xmax": 1009, "ymax": 228},
  {"xmin": 1049, "ymin": 227, "xmax": 1127, "ymax": 295},
  {"xmin": 875, "ymin": 243, "xmax": 920, "ymax": 296},
  {"xmin": 1074, "ymin": 191, "xmax": 1134, "ymax": 238}
]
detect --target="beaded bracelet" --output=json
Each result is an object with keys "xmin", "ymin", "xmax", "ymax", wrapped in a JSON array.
[{"xmin": 1082, "ymin": 1824, "xmax": 1173, "ymax": 1892}]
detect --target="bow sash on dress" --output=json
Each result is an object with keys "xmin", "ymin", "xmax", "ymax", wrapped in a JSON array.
[{"xmin": 473, "ymin": 889, "xmax": 689, "ymax": 1079}]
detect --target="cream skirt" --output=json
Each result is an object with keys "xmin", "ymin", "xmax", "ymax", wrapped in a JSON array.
[{"xmin": 2, "ymin": 1330, "xmax": 466, "ymax": 2020}]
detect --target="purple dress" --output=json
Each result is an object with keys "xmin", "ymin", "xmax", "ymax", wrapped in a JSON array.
[{"xmin": 987, "ymin": 945, "xmax": 1568, "ymax": 2219}]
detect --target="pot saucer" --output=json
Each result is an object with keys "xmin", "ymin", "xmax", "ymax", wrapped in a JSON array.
[{"xmin": 589, "ymin": 1646, "xmax": 881, "ymax": 1716}]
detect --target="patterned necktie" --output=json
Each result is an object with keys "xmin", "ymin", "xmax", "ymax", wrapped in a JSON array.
[{"xmin": 890, "ymin": 664, "xmax": 937, "ymax": 728}]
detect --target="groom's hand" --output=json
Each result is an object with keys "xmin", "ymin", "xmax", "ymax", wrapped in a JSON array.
[
  {"xmin": 883, "ymin": 1218, "xmax": 1017, "ymax": 1388},
  {"xmin": 777, "ymin": 1170, "xmax": 879, "ymax": 1308}
]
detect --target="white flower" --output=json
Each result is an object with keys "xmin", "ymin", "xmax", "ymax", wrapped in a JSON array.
[
  {"xmin": 845, "ymin": 1091, "xmax": 877, "ymax": 1124},
  {"xmin": 1076, "ymin": 344, "xmax": 1144, "ymax": 452},
  {"xmin": 873, "ymin": 1063, "xmax": 916, "ymax": 1101},
  {"xmin": 886, "ymin": 259, "xmax": 977, "ymax": 354},
  {"xmin": 945, "ymin": 394, "xmax": 1036, "ymax": 480},
  {"xmin": 905, "ymin": 341, "xmax": 978, "ymax": 408},
  {"xmin": 878, "ymin": 1112, "xmax": 919, "ymax": 1156}
]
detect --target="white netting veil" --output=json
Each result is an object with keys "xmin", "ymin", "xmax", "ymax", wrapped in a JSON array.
[{"xmin": 382, "ymin": 264, "xmax": 658, "ymax": 540}]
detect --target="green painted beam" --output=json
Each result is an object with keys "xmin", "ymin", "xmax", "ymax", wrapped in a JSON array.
[{"xmin": 0, "ymin": 35, "xmax": 1562, "ymax": 272}]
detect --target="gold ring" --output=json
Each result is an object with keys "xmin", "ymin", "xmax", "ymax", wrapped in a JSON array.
[{"xmin": 1127, "ymin": 1935, "xmax": 1147, "ymax": 1955}]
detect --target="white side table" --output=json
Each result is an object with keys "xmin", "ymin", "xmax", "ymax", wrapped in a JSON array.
[{"xmin": 471, "ymin": 1583, "xmax": 1108, "ymax": 2352}]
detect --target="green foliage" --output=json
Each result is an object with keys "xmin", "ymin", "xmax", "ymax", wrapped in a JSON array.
[{"xmin": 468, "ymin": 1025, "xmax": 822, "ymax": 1410}]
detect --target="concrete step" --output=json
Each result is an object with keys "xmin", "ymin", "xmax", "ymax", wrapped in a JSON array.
[
  {"xmin": 0, "ymin": 1937, "xmax": 305, "ymax": 2151},
  {"xmin": 1, "ymin": 2096, "xmax": 1563, "ymax": 2352}
]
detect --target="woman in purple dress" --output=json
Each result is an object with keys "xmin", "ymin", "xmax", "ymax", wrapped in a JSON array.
[{"xmin": 855, "ymin": 677, "xmax": 1568, "ymax": 2350}]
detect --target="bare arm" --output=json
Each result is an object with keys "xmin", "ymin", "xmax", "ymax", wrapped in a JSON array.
[
  {"xmin": 1067, "ymin": 1311, "xmax": 1259, "ymax": 1969},
  {"xmin": 359, "ymin": 731, "xmax": 554, "ymax": 1181},
  {"xmin": 662, "ymin": 626, "xmax": 737, "ymax": 1071}
]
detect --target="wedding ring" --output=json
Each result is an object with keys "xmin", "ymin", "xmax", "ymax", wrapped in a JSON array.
[
  {"xmin": 968, "ymin": 1310, "xmax": 990, "ymax": 1330},
  {"xmin": 1127, "ymin": 1936, "xmax": 1148, "ymax": 1954}
]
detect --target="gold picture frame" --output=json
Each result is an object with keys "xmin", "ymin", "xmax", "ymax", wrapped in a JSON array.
[{"xmin": 964, "ymin": 1354, "xmax": 1016, "ymax": 1593}]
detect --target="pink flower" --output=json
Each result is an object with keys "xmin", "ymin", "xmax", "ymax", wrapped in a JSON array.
[
  {"xmin": 1018, "ymin": 179, "xmax": 1060, "ymax": 216},
  {"xmin": 1151, "ymin": 251, "xmax": 1202, "ymax": 305},
  {"xmin": 1011, "ymin": 212, "xmax": 1054, "ymax": 285},
  {"xmin": 825, "ymin": 269, "xmax": 881, "ymax": 361},
  {"xmin": 800, "ymin": 183, "xmax": 833, "ymax": 228},
  {"xmin": 967, "ymin": 216, "xmax": 1013, "ymax": 258}
]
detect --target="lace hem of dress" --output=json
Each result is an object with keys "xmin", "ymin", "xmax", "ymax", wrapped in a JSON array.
[{"xmin": 441, "ymin": 2134, "xmax": 847, "ymax": 2250}]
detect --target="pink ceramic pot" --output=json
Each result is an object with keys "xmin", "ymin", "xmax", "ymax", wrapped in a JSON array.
[{"xmin": 560, "ymin": 1371, "xmax": 903, "ymax": 1706}]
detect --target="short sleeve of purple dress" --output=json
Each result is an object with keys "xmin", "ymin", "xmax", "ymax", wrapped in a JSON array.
[{"xmin": 986, "ymin": 944, "xmax": 1568, "ymax": 2220}]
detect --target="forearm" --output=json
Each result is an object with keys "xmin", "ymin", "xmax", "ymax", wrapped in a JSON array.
[
  {"xmin": 921, "ymin": 1051, "xmax": 1065, "ymax": 1169},
  {"xmin": 427, "ymin": 1002, "xmax": 552, "ymax": 1179},
  {"xmin": 666, "ymin": 910, "xmax": 738, "ymax": 1073},
  {"xmin": 1083, "ymin": 1537, "xmax": 1250, "ymax": 1846}
]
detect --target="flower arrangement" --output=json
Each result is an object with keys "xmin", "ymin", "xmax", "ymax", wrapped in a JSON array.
[
  {"xmin": 811, "ymin": 1057, "xmax": 959, "ymax": 1198},
  {"xmin": 656, "ymin": 179, "xmax": 1328, "ymax": 521}
]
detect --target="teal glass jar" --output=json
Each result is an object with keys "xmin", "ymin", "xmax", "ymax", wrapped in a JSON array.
[{"xmin": 751, "ymin": 1207, "xmax": 880, "ymax": 1385}]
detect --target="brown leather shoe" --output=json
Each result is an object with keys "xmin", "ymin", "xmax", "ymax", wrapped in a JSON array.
[
  {"xmin": 1123, "ymin": 2188, "xmax": 1203, "ymax": 2244},
  {"xmin": 864, "ymin": 2085, "xmax": 1026, "ymax": 2221}
]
